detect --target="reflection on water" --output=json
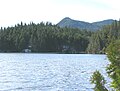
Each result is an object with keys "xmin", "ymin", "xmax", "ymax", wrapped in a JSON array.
[{"xmin": 0, "ymin": 53, "xmax": 109, "ymax": 91}]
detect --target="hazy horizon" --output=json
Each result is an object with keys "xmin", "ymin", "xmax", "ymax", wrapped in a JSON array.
[{"xmin": 0, "ymin": 0, "xmax": 120, "ymax": 27}]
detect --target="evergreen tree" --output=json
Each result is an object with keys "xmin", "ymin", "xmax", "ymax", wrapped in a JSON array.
[
  {"xmin": 91, "ymin": 40, "xmax": 120, "ymax": 91},
  {"xmin": 90, "ymin": 70, "xmax": 108, "ymax": 91},
  {"xmin": 106, "ymin": 40, "xmax": 120, "ymax": 91}
]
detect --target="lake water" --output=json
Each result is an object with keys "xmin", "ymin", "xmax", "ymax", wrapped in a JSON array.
[{"xmin": 0, "ymin": 53, "xmax": 109, "ymax": 91}]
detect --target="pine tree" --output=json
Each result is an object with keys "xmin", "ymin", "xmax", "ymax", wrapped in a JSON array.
[
  {"xmin": 106, "ymin": 40, "xmax": 120, "ymax": 91},
  {"xmin": 90, "ymin": 70, "xmax": 108, "ymax": 91}
]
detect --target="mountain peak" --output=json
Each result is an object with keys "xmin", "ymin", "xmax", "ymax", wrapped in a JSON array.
[
  {"xmin": 59, "ymin": 17, "xmax": 72, "ymax": 23},
  {"xmin": 64, "ymin": 17, "xmax": 71, "ymax": 20}
]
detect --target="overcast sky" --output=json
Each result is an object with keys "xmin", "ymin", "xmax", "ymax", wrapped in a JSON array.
[{"xmin": 0, "ymin": 0, "xmax": 120, "ymax": 27}]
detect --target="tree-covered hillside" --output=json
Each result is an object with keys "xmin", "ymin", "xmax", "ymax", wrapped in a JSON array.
[
  {"xmin": 0, "ymin": 22, "xmax": 91, "ymax": 53},
  {"xmin": 57, "ymin": 17, "xmax": 114, "ymax": 31},
  {"xmin": 0, "ymin": 20, "xmax": 119, "ymax": 53},
  {"xmin": 87, "ymin": 20, "xmax": 120, "ymax": 53}
]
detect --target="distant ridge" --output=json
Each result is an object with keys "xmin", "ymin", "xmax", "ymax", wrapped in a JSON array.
[{"xmin": 57, "ymin": 17, "xmax": 115, "ymax": 31}]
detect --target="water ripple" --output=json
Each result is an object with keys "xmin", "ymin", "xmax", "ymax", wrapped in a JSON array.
[{"xmin": 0, "ymin": 54, "xmax": 109, "ymax": 91}]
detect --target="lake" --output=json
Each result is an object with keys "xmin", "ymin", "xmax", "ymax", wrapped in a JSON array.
[{"xmin": 0, "ymin": 53, "xmax": 109, "ymax": 91}]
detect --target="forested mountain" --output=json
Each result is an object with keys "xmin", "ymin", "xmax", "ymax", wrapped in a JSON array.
[
  {"xmin": 0, "ymin": 19, "xmax": 119, "ymax": 53},
  {"xmin": 92, "ymin": 19, "xmax": 114, "ymax": 26},
  {"xmin": 57, "ymin": 17, "xmax": 115, "ymax": 31}
]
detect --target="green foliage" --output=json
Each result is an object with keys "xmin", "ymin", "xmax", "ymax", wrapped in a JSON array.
[
  {"xmin": 90, "ymin": 70, "xmax": 108, "ymax": 91},
  {"xmin": 0, "ymin": 20, "xmax": 120, "ymax": 53},
  {"xmin": 91, "ymin": 40, "xmax": 120, "ymax": 91},
  {"xmin": 87, "ymin": 20, "xmax": 120, "ymax": 54},
  {"xmin": 106, "ymin": 40, "xmax": 120, "ymax": 91},
  {"xmin": 0, "ymin": 22, "xmax": 90, "ymax": 53}
]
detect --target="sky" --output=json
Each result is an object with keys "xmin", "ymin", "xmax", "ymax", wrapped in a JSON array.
[{"xmin": 0, "ymin": 0, "xmax": 120, "ymax": 27}]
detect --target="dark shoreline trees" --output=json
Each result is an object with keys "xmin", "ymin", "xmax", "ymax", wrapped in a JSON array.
[
  {"xmin": 87, "ymin": 20, "xmax": 120, "ymax": 54},
  {"xmin": 0, "ymin": 22, "xmax": 91, "ymax": 53}
]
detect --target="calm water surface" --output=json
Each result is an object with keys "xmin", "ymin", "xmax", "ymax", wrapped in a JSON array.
[{"xmin": 0, "ymin": 53, "xmax": 109, "ymax": 91}]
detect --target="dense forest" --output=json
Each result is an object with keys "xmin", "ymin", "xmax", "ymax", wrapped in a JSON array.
[
  {"xmin": 0, "ymin": 20, "xmax": 120, "ymax": 53},
  {"xmin": 0, "ymin": 22, "xmax": 91, "ymax": 53},
  {"xmin": 87, "ymin": 20, "xmax": 120, "ymax": 53}
]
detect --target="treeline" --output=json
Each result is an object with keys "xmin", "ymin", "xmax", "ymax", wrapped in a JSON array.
[
  {"xmin": 87, "ymin": 20, "xmax": 120, "ymax": 53},
  {"xmin": 0, "ymin": 22, "xmax": 91, "ymax": 53},
  {"xmin": 0, "ymin": 20, "xmax": 120, "ymax": 53}
]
